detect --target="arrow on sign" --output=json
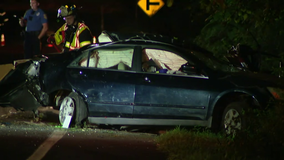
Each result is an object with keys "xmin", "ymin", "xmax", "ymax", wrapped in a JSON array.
[{"xmin": 147, "ymin": 0, "xmax": 159, "ymax": 10}]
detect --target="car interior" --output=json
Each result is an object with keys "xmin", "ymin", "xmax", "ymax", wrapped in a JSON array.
[
  {"xmin": 79, "ymin": 48, "xmax": 133, "ymax": 71},
  {"xmin": 141, "ymin": 48, "xmax": 188, "ymax": 75},
  {"xmin": 77, "ymin": 47, "xmax": 195, "ymax": 76}
]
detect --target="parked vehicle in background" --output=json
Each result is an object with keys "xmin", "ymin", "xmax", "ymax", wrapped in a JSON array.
[{"xmin": 0, "ymin": 31, "xmax": 284, "ymax": 135}]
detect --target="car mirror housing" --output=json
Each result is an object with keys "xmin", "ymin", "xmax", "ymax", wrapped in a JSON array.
[{"xmin": 180, "ymin": 63, "xmax": 199, "ymax": 75}]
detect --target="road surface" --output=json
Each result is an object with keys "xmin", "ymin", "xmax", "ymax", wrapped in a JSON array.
[{"xmin": 0, "ymin": 108, "xmax": 167, "ymax": 160}]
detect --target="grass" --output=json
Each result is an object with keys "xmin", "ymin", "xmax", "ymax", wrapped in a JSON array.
[
  {"xmin": 155, "ymin": 103, "xmax": 284, "ymax": 160},
  {"xmin": 156, "ymin": 127, "xmax": 229, "ymax": 160}
]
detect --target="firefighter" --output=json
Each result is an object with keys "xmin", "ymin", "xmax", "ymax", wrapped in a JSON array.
[{"xmin": 47, "ymin": 4, "xmax": 93, "ymax": 53}]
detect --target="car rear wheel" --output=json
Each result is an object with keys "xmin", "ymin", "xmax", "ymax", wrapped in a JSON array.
[
  {"xmin": 221, "ymin": 101, "xmax": 248, "ymax": 136},
  {"xmin": 59, "ymin": 92, "xmax": 88, "ymax": 128}
]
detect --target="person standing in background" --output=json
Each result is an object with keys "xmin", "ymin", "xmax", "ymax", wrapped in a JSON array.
[
  {"xmin": 19, "ymin": 0, "xmax": 48, "ymax": 58},
  {"xmin": 0, "ymin": 8, "xmax": 9, "ymax": 47}
]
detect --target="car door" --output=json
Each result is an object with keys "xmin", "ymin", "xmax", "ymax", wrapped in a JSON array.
[
  {"xmin": 134, "ymin": 48, "xmax": 211, "ymax": 120},
  {"xmin": 66, "ymin": 46, "xmax": 138, "ymax": 118}
]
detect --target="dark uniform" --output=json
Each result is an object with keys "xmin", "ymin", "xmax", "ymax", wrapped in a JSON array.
[{"xmin": 23, "ymin": 8, "xmax": 47, "ymax": 58}]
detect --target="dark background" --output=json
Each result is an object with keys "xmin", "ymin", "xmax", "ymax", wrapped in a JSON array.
[
  {"xmin": 0, "ymin": 0, "xmax": 205, "ymax": 40},
  {"xmin": 0, "ymin": 0, "xmax": 207, "ymax": 64}
]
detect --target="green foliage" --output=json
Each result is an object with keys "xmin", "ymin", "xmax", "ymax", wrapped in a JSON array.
[
  {"xmin": 156, "ymin": 127, "xmax": 228, "ymax": 160},
  {"xmin": 156, "ymin": 103, "xmax": 284, "ymax": 160},
  {"xmin": 193, "ymin": 0, "xmax": 284, "ymax": 74}
]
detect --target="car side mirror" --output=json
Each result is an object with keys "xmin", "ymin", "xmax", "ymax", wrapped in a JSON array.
[{"xmin": 180, "ymin": 63, "xmax": 199, "ymax": 75}]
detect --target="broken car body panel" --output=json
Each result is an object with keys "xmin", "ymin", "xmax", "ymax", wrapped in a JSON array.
[{"xmin": 0, "ymin": 60, "xmax": 44, "ymax": 109}]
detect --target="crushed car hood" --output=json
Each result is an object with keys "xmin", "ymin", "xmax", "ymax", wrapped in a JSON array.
[{"xmin": 0, "ymin": 59, "xmax": 46, "ymax": 109}]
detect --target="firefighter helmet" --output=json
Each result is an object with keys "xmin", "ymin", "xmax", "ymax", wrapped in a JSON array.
[{"xmin": 57, "ymin": 4, "xmax": 77, "ymax": 18}]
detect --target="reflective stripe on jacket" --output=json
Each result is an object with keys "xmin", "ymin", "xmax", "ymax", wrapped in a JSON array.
[{"xmin": 54, "ymin": 22, "xmax": 91, "ymax": 51}]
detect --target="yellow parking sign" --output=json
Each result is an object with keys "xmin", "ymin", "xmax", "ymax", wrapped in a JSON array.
[{"xmin": 138, "ymin": 0, "xmax": 164, "ymax": 17}]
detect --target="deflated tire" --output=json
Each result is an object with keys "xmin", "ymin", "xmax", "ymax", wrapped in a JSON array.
[{"xmin": 59, "ymin": 92, "xmax": 88, "ymax": 127}]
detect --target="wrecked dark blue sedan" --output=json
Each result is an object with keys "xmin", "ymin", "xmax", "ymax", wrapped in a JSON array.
[{"xmin": 1, "ymin": 31, "xmax": 284, "ymax": 135}]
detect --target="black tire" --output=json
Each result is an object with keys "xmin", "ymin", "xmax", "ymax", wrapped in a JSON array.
[
  {"xmin": 54, "ymin": 91, "xmax": 71, "ymax": 110},
  {"xmin": 59, "ymin": 92, "xmax": 88, "ymax": 128},
  {"xmin": 221, "ymin": 101, "xmax": 249, "ymax": 136}
]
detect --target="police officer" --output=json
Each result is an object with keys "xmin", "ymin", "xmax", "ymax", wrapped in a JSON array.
[
  {"xmin": 19, "ymin": 0, "xmax": 48, "ymax": 58},
  {"xmin": 48, "ymin": 4, "xmax": 93, "ymax": 53}
]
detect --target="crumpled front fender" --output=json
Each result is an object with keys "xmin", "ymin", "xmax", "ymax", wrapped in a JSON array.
[{"xmin": 0, "ymin": 59, "xmax": 49, "ymax": 110}]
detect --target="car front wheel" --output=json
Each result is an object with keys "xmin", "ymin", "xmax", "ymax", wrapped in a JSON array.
[
  {"xmin": 221, "ymin": 101, "xmax": 248, "ymax": 136},
  {"xmin": 59, "ymin": 97, "xmax": 75, "ymax": 126},
  {"xmin": 59, "ymin": 92, "xmax": 88, "ymax": 128}
]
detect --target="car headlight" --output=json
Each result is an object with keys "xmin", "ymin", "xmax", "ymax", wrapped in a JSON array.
[{"xmin": 267, "ymin": 87, "xmax": 284, "ymax": 100}]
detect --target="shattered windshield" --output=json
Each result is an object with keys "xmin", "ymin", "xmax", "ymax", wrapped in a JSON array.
[{"xmin": 189, "ymin": 50, "xmax": 247, "ymax": 73}]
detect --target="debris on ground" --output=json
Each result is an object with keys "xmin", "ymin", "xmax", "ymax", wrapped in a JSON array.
[
  {"xmin": 0, "ymin": 106, "xmax": 60, "ymax": 125},
  {"xmin": 0, "ymin": 106, "xmax": 18, "ymax": 118}
]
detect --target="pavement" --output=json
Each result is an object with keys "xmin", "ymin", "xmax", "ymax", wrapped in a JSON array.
[{"xmin": 0, "ymin": 106, "xmax": 167, "ymax": 160}]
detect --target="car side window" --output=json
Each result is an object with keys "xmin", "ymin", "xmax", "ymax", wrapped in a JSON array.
[
  {"xmin": 76, "ymin": 48, "xmax": 134, "ymax": 71},
  {"xmin": 141, "ymin": 48, "xmax": 188, "ymax": 74}
]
